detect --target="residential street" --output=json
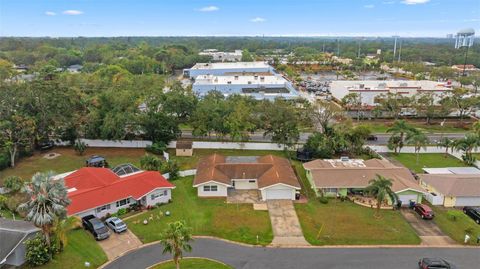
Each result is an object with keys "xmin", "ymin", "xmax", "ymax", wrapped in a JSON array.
[{"xmin": 104, "ymin": 238, "xmax": 480, "ymax": 269}]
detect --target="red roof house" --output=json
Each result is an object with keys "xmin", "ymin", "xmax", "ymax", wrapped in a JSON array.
[{"xmin": 63, "ymin": 167, "xmax": 175, "ymax": 217}]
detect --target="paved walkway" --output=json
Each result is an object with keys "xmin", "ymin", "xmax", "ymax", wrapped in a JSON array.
[
  {"xmin": 266, "ymin": 200, "xmax": 309, "ymax": 246},
  {"xmin": 400, "ymin": 209, "xmax": 457, "ymax": 246},
  {"xmin": 97, "ymin": 230, "xmax": 142, "ymax": 260},
  {"xmin": 103, "ymin": 238, "xmax": 479, "ymax": 269}
]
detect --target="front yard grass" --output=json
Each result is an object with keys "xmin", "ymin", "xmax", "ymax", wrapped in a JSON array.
[
  {"xmin": 125, "ymin": 176, "xmax": 273, "ymax": 246},
  {"xmin": 430, "ymin": 206, "xmax": 480, "ymax": 245},
  {"xmin": 151, "ymin": 258, "xmax": 232, "ymax": 269},
  {"xmin": 26, "ymin": 229, "xmax": 108, "ymax": 269},
  {"xmin": 389, "ymin": 153, "xmax": 467, "ymax": 173}
]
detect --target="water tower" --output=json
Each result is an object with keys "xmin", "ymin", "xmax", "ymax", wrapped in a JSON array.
[{"xmin": 455, "ymin": 28, "xmax": 475, "ymax": 76}]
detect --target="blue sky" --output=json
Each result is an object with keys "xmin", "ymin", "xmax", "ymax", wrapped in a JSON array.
[{"xmin": 0, "ymin": 0, "xmax": 478, "ymax": 37}]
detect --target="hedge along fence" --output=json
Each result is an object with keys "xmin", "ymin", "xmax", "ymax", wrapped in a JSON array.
[{"xmin": 55, "ymin": 139, "xmax": 288, "ymax": 151}]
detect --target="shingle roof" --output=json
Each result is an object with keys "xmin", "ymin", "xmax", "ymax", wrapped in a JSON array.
[
  {"xmin": 418, "ymin": 174, "xmax": 480, "ymax": 196},
  {"xmin": 304, "ymin": 159, "xmax": 425, "ymax": 193},
  {"xmin": 0, "ymin": 219, "xmax": 39, "ymax": 264},
  {"xmin": 193, "ymin": 154, "xmax": 300, "ymax": 189}
]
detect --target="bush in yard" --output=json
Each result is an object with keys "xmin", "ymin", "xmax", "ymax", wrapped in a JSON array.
[
  {"xmin": 318, "ymin": 196, "xmax": 329, "ymax": 204},
  {"xmin": 73, "ymin": 140, "xmax": 88, "ymax": 156},
  {"xmin": 4, "ymin": 176, "xmax": 23, "ymax": 193},
  {"xmin": 162, "ymin": 159, "xmax": 179, "ymax": 180},
  {"xmin": 0, "ymin": 152, "xmax": 10, "ymax": 170},
  {"xmin": 117, "ymin": 208, "xmax": 127, "ymax": 216},
  {"xmin": 146, "ymin": 141, "xmax": 167, "ymax": 155},
  {"xmin": 0, "ymin": 194, "xmax": 7, "ymax": 211},
  {"xmin": 140, "ymin": 154, "xmax": 162, "ymax": 171},
  {"xmin": 25, "ymin": 235, "xmax": 53, "ymax": 266},
  {"xmin": 447, "ymin": 210, "xmax": 463, "ymax": 221}
]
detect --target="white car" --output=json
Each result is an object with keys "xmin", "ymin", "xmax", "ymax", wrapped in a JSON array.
[{"xmin": 105, "ymin": 217, "xmax": 127, "ymax": 233}]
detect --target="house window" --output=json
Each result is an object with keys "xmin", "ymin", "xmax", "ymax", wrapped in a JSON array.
[
  {"xmin": 203, "ymin": 185, "xmax": 218, "ymax": 192},
  {"xmin": 324, "ymin": 188, "xmax": 338, "ymax": 193},
  {"xmin": 96, "ymin": 204, "xmax": 110, "ymax": 213},
  {"xmin": 116, "ymin": 198, "xmax": 130, "ymax": 207},
  {"xmin": 151, "ymin": 190, "xmax": 167, "ymax": 200}
]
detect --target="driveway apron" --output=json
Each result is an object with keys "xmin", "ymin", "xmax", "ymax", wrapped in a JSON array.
[{"xmin": 266, "ymin": 200, "xmax": 309, "ymax": 246}]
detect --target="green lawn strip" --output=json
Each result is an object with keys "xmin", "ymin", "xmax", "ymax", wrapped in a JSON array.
[
  {"xmin": 356, "ymin": 122, "xmax": 468, "ymax": 134},
  {"xmin": 0, "ymin": 147, "xmax": 148, "ymax": 182},
  {"xmin": 295, "ymin": 200, "xmax": 421, "ymax": 245},
  {"xmin": 28, "ymin": 229, "xmax": 108, "ymax": 269},
  {"xmin": 126, "ymin": 176, "xmax": 273, "ymax": 246},
  {"xmin": 151, "ymin": 258, "xmax": 232, "ymax": 269},
  {"xmin": 430, "ymin": 206, "xmax": 480, "ymax": 245},
  {"xmin": 389, "ymin": 153, "xmax": 467, "ymax": 173}
]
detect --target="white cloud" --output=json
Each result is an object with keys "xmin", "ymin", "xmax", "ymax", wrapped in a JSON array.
[
  {"xmin": 62, "ymin": 10, "xmax": 84, "ymax": 15},
  {"xmin": 382, "ymin": 1, "xmax": 396, "ymax": 4},
  {"xmin": 198, "ymin": 6, "xmax": 219, "ymax": 12},
  {"xmin": 364, "ymin": 4, "xmax": 375, "ymax": 8},
  {"xmin": 45, "ymin": 11, "xmax": 56, "ymax": 16},
  {"xmin": 250, "ymin": 17, "xmax": 266, "ymax": 23},
  {"xmin": 401, "ymin": 0, "xmax": 430, "ymax": 5}
]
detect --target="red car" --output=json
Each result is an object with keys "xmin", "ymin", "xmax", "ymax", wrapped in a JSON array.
[{"xmin": 414, "ymin": 204, "xmax": 435, "ymax": 220}]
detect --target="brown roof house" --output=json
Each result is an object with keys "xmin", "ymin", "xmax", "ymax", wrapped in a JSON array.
[
  {"xmin": 303, "ymin": 158, "xmax": 425, "ymax": 205},
  {"xmin": 419, "ymin": 173, "xmax": 480, "ymax": 207},
  {"xmin": 176, "ymin": 141, "xmax": 193, "ymax": 157},
  {"xmin": 193, "ymin": 154, "xmax": 301, "ymax": 200}
]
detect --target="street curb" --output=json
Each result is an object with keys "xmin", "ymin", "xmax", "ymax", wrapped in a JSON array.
[{"xmin": 145, "ymin": 257, "xmax": 232, "ymax": 269}]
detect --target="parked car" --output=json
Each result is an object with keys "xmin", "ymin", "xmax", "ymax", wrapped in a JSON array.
[
  {"xmin": 37, "ymin": 140, "xmax": 54, "ymax": 151},
  {"xmin": 105, "ymin": 217, "xmax": 128, "ymax": 233},
  {"xmin": 418, "ymin": 258, "xmax": 456, "ymax": 269},
  {"xmin": 414, "ymin": 204, "xmax": 434, "ymax": 220},
  {"xmin": 463, "ymin": 206, "xmax": 480, "ymax": 224},
  {"xmin": 82, "ymin": 215, "xmax": 110, "ymax": 240}
]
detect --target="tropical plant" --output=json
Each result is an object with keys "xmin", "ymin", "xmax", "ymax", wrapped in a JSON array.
[
  {"xmin": 437, "ymin": 137, "xmax": 454, "ymax": 158},
  {"xmin": 3, "ymin": 175, "xmax": 23, "ymax": 193},
  {"xmin": 162, "ymin": 159, "xmax": 180, "ymax": 180},
  {"xmin": 387, "ymin": 134, "xmax": 403, "ymax": 154},
  {"xmin": 0, "ymin": 194, "xmax": 7, "ymax": 213},
  {"xmin": 52, "ymin": 216, "xmax": 81, "ymax": 251},
  {"xmin": 365, "ymin": 175, "xmax": 398, "ymax": 218},
  {"xmin": 18, "ymin": 171, "xmax": 71, "ymax": 246},
  {"xmin": 73, "ymin": 139, "xmax": 87, "ymax": 155},
  {"xmin": 387, "ymin": 120, "xmax": 415, "ymax": 154},
  {"xmin": 159, "ymin": 221, "xmax": 193, "ymax": 269},
  {"xmin": 453, "ymin": 134, "xmax": 480, "ymax": 165},
  {"xmin": 140, "ymin": 154, "xmax": 162, "ymax": 171},
  {"xmin": 473, "ymin": 121, "xmax": 480, "ymax": 136},
  {"xmin": 406, "ymin": 131, "xmax": 428, "ymax": 164},
  {"xmin": 24, "ymin": 235, "xmax": 54, "ymax": 266}
]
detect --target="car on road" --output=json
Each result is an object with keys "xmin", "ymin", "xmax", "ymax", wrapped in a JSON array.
[
  {"xmin": 463, "ymin": 206, "xmax": 480, "ymax": 224},
  {"xmin": 418, "ymin": 258, "xmax": 456, "ymax": 269},
  {"xmin": 105, "ymin": 217, "xmax": 128, "ymax": 233},
  {"xmin": 82, "ymin": 215, "xmax": 110, "ymax": 240},
  {"xmin": 414, "ymin": 204, "xmax": 434, "ymax": 220},
  {"xmin": 366, "ymin": 135, "xmax": 378, "ymax": 141}
]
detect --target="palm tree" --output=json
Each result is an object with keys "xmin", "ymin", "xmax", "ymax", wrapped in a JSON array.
[
  {"xmin": 52, "ymin": 216, "xmax": 81, "ymax": 251},
  {"xmin": 159, "ymin": 221, "xmax": 193, "ymax": 269},
  {"xmin": 386, "ymin": 120, "xmax": 415, "ymax": 154},
  {"xmin": 473, "ymin": 121, "xmax": 480, "ymax": 136},
  {"xmin": 365, "ymin": 175, "xmax": 398, "ymax": 218},
  {"xmin": 437, "ymin": 137, "xmax": 454, "ymax": 158},
  {"xmin": 453, "ymin": 134, "xmax": 480, "ymax": 165},
  {"xmin": 407, "ymin": 131, "xmax": 428, "ymax": 164},
  {"xmin": 18, "ymin": 171, "xmax": 70, "ymax": 246}
]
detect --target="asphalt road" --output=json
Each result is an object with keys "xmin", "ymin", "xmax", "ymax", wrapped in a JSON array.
[
  {"xmin": 104, "ymin": 238, "xmax": 480, "ymax": 269},
  {"xmin": 180, "ymin": 130, "xmax": 466, "ymax": 145}
]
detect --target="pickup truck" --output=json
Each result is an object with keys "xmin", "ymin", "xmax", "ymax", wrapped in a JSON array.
[{"xmin": 82, "ymin": 215, "xmax": 110, "ymax": 240}]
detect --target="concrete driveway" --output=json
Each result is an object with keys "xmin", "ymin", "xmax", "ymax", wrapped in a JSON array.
[
  {"xmin": 97, "ymin": 230, "xmax": 142, "ymax": 260},
  {"xmin": 266, "ymin": 200, "xmax": 309, "ymax": 246},
  {"xmin": 401, "ymin": 208, "xmax": 457, "ymax": 246}
]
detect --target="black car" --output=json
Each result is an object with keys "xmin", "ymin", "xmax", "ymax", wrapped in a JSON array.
[
  {"xmin": 463, "ymin": 206, "xmax": 480, "ymax": 224},
  {"xmin": 418, "ymin": 258, "xmax": 456, "ymax": 269},
  {"xmin": 82, "ymin": 215, "xmax": 110, "ymax": 240},
  {"xmin": 366, "ymin": 135, "xmax": 378, "ymax": 141},
  {"xmin": 37, "ymin": 140, "xmax": 54, "ymax": 151}
]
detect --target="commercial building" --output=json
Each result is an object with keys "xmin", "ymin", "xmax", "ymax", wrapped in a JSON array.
[
  {"xmin": 330, "ymin": 80, "xmax": 452, "ymax": 107},
  {"xmin": 199, "ymin": 49, "xmax": 243, "ymax": 62},
  {"xmin": 192, "ymin": 73, "xmax": 299, "ymax": 100},
  {"xmin": 183, "ymin": 61, "xmax": 274, "ymax": 79}
]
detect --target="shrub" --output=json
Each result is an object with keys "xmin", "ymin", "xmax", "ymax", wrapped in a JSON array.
[
  {"xmin": 25, "ymin": 235, "xmax": 52, "ymax": 266},
  {"xmin": 162, "ymin": 160, "xmax": 179, "ymax": 180},
  {"xmin": 318, "ymin": 197, "xmax": 329, "ymax": 204},
  {"xmin": 117, "ymin": 208, "xmax": 127, "ymax": 216},
  {"xmin": 4, "ymin": 176, "xmax": 23, "ymax": 193},
  {"xmin": 140, "ymin": 154, "xmax": 161, "ymax": 171},
  {"xmin": 146, "ymin": 141, "xmax": 167, "ymax": 155},
  {"xmin": 74, "ymin": 140, "xmax": 88, "ymax": 156},
  {"xmin": 0, "ymin": 152, "xmax": 10, "ymax": 170},
  {"xmin": 0, "ymin": 194, "xmax": 7, "ymax": 210}
]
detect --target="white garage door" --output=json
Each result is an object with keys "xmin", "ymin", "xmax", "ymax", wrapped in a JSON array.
[
  {"xmin": 398, "ymin": 194, "xmax": 418, "ymax": 205},
  {"xmin": 265, "ymin": 189, "xmax": 293, "ymax": 200},
  {"xmin": 455, "ymin": 197, "xmax": 480, "ymax": 207}
]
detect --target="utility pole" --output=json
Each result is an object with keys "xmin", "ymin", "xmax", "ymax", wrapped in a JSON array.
[
  {"xmin": 397, "ymin": 40, "xmax": 402, "ymax": 62},
  {"xmin": 393, "ymin": 36, "xmax": 397, "ymax": 62}
]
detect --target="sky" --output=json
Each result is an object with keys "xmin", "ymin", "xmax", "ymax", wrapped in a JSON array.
[{"xmin": 0, "ymin": 0, "xmax": 478, "ymax": 37}]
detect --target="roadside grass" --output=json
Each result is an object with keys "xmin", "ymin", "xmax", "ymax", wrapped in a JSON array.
[
  {"xmin": 0, "ymin": 147, "xmax": 147, "ymax": 183},
  {"xmin": 357, "ymin": 122, "xmax": 470, "ymax": 134},
  {"xmin": 430, "ymin": 206, "xmax": 480, "ymax": 246},
  {"xmin": 388, "ymin": 153, "xmax": 467, "ymax": 173},
  {"xmin": 151, "ymin": 258, "xmax": 232, "ymax": 269},
  {"xmin": 125, "ymin": 176, "xmax": 273, "ymax": 246},
  {"xmin": 26, "ymin": 229, "xmax": 108, "ymax": 269}
]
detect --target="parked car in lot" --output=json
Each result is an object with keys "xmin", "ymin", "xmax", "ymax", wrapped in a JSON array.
[
  {"xmin": 105, "ymin": 217, "xmax": 128, "ymax": 233},
  {"xmin": 418, "ymin": 258, "xmax": 456, "ymax": 269},
  {"xmin": 37, "ymin": 140, "xmax": 54, "ymax": 151},
  {"xmin": 82, "ymin": 215, "xmax": 110, "ymax": 240},
  {"xmin": 414, "ymin": 204, "xmax": 434, "ymax": 220},
  {"xmin": 463, "ymin": 206, "xmax": 480, "ymax": 224}
]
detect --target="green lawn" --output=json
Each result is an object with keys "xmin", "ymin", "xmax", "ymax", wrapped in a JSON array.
[
  {"xmin": 356, "ymin": 122, "xmax": 469, "ymax": 134},
  {"xmin": 24, "ymin": 229, "xmax": 108, "ymax": 269},
  {"xmin": 126, "ymin": 176, "xmax": 273, "ymax": 246},
  {"xmin": 151, "ymin": 258, "xmax": 232, "ymax": 269},
  {"xmin": 0, "ymin": 147, "xmax": 148, "ymax": 183},
  {"xmin": 430, "ymin": 206, "xmax": 480, "ymax": 246},
  {"xmin": 389, "ymin": 153, "xmax": 467, "ymax": 173}
]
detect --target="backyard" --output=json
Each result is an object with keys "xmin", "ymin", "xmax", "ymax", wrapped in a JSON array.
[
  {"xmin": 125, "ymin": 176, "xmax": 273, "ymax": 246},
  {"xmin": 430, "ymin": 206, "xmax": 480, "ymax": 246},
  {"xmin": 388, "ymin": 153, "xmax": 467, "ymax": 173}
]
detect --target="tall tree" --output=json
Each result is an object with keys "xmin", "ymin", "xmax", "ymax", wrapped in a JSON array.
[
  {"xmin": 261, "ymin": 99, "xmax": 300, "ymax": 149},
  {"xmin": 386, "ymin": 120, "xmax": 415, "ymax": 154},
  {"xmin": 309, "ymin": 100, "xmax": 343, "ymax": 134},
  {"xmin": 18, "ymin": 171, "xmax": 70, "ymax": 246},
  {"xmin": 406, "ymin": 131, "xmax": 428, "ymax": 164},
  {"xmin": 0, "ymin": 115, "xmax": 35, "ymax": 167},
  {"xmin": 365, "ymin": 175, "xmax": 398, "ymax": 218},
  {"xmin": 159, "ymin": 221, "xmax": 193, "ymax": 269},
  {"xmin": 437, "ymin": 137, "xmax": 454, "ymax": 158},
  {"xmin": 440, "ymin": 88, "xmax": 478, "ymax": 123}
]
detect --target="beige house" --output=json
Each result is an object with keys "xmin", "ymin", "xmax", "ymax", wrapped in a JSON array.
[
  {"xmin": 176, "ymin": 141, "xmax": 193, "ymax": 157},
  {"xmin": 419, "ymin": 174, "xmax": 480, "ymax": 207}
]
